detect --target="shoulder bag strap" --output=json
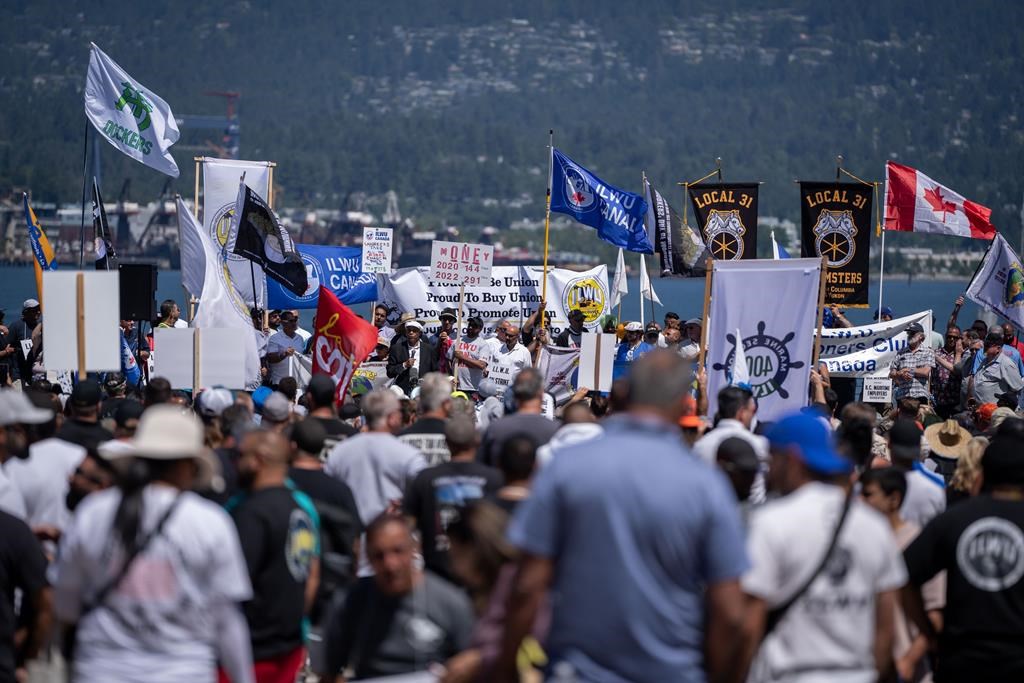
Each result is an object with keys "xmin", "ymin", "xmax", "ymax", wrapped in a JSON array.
[{"xmin": 762, "ymin": 485, "xmax": 855, "ymax": 639}]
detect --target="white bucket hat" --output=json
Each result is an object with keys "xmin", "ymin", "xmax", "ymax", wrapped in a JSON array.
[{"xmin": 99, "ymin": 405, "xmax": 220, "ymax": 490}]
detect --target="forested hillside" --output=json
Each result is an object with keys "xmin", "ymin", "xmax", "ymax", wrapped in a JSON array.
[{"xmin": 1, "ymin": 0, "xmax": 1022, "ymax": 232}]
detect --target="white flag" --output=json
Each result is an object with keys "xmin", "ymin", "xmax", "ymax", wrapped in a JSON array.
[
  {"xmin": 176, "ymin": 197, "xmax": 206, "ymax": 299},
  {"xmin": 537, "ymin": 344, "xmax": 581, "ymax": 405},
  {"xmin": 966, "ymin": 232, "xmax": 1024, "ymax": 330},
  {"xmin": 730, "ymin": 328, "xmax": 750, "ymax": 385},
  {"xmin": 180, "ymin": 198, "xmax": 261, "ymax": 388},
  {"xmin": 706, "ymin": 258, "xmax": 821, "ymax": 422},
  {"xmin": 640, "ymin": 253, "xmax": 661, "ymax": 305},
  {"xmin": 202, "ymin": 158, "xmax": 272, "ymax": 310},
  {"xmin": 611, "ymin": 248, "xmax": 628, "ymax": 309},
  {"xmin": 84, "ymin": 44, "xmax": 180, "ymax": 177}
]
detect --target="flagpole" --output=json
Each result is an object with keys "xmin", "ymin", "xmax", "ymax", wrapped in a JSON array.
[
  {"xmin": 263, "ymin": 164, "xmax": 276, "ymax": 329},
  {"xmin": 639, "ymin": 253, "xmax": 645, "ymax": 327},
  {"xmin": 877, "ymin": 215, "xmax": 887, "ymax": 318},
  {"xmin": 812, "ymin": 256, "xmax": 828, "ymax": 372},
  {"xmin": 697, "ymin": 258, "xmax": 713, "ymax": 373},
  {"xmin": 78, "ymin": 120, "xmax": 90, "ymax": 269},
  {"xmin": 540, "ymin": 130, "xmax": 554, "ymax": 331}
]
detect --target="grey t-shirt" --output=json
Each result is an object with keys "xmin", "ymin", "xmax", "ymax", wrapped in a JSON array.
[
  {"xmin": 478, "ymin": 413, "xmax": 559, "ymax": 468},
  {"xmin": 972, "ymin": 353, "xmax": 1024, "ymax": 404},
  {"xmin": 323, "ymin": 572, "xmax": 474, "ymax": 680}
]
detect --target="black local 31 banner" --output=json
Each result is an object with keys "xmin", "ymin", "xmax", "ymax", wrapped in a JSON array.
[
  {"xmin": 799, "ymin": 182, "xmax": 872, "ymax": 307},
  {"xmin": 688, "ymin": 183, "xmax": 759, "ymax": 261}
]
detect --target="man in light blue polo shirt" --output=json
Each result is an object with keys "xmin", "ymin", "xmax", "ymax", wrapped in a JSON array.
[{"xmin": 497, "ymin": 350, "xmax": 749, "ymax": 683}]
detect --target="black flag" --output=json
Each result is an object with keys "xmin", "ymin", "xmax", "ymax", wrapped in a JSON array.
[
  {"xmin": 687, "ymin": 183, "xmax": 759, "ymax": 261},
  {"xmin": 644, "ymin": 177, "xmax": 710, "ymax": 277},
  {"xmin": 230, "ymin": 182, "xmax": 308, "ymax": 296},
  {"xmin": 92, "ymin": 177, "xmax": 118, "ymax": 270},
  {"xmin": 800, "ymin": 182, "xmax": 872, "ymax": 307}
]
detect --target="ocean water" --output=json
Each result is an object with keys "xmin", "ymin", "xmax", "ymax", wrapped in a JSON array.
[{"xmin": 0, "ymin": 264, "xmax": 982, "ymax": 332}]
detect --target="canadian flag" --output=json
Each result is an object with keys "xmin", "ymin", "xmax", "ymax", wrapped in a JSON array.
[{"xmin": 884, "ymin": 161, "xmax": 995, "ymax": 239}]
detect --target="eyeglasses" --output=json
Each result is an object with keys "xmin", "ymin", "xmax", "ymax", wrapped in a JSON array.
[{"xmin": 946, "ymin": 335, "xmax": 961, "ymax": 340}]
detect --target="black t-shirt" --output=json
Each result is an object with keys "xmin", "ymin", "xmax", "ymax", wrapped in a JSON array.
[
  {"xmin": 398, "ymin": 417, "xmax": 450, "ymax": 466},
  {"xmin": 313, "ymin": 416, "xmax": 357, "ymax": 439},
  {"xmin": 0, "ymin": 511, "xmax": 47, "ymax": 681},
  {"xmin": 287, "ymin": 467, "xmax": 362, "ymax": 606},
  {"xmin": 100, "ymin": 396, "xmax": 128, "ymax": 420},
  {"xmin": 228, "ymin": 486, "xmax": 320, "ymax": 661},
  {"xmin": 403, "ymin": 461, "xmax": 502, "ymax": 582},
  {"xmin": 904, "ymin": 495, "xmax": 1024, "ymax": 681},
  {"xmin": 54, "ymin": 418, "xmax": 114, "ymax": 452}
]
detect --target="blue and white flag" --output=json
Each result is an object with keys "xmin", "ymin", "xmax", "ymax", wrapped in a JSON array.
[
  {"xmin": 771, "ymin": 230, "xmax": 791, "ymax": 259},
  {"xmin": 550, "ymin": 149, "xmax": 653, "ymax": 253},
  {"xmin": 966, "ymin": 232, "xmax": 1024, "ymax": 330},
  {"xmin": 267, "ymin": 244, "xmax": 377, "ymax": 309},
  {"xmin": 119, "ymin": 329, "xmax": 142, "ymax": 387}
]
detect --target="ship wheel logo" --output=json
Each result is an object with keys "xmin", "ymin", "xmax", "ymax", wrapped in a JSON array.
[
  {"xmin": 704, "ymin": 209, "xmax": 746, "ymax": 260},
  {"xmin": 712, "ymin": 321, "xmax": 804, "ymax": 399}
]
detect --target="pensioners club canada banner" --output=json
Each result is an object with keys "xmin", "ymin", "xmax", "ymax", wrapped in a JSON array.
[
  {"xmin": 800, "ymin": 182, "xmax": 873, "ymax": 307},
  {"xmin": 376, "ymin": 265, "xmax": 610, "ymax": 336},
  {"xmin": 817, "ymin": 311, "xmax": 932, "ymax": 377}
]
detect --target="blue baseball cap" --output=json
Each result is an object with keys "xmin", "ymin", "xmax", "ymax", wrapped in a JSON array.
[
  {"xmin": 874, "ymin": 306, "xmax": 894, "ymax": 320},
  {"xmin": 768, "ymin": 411, "xmax": 852, "ymax": 475}
]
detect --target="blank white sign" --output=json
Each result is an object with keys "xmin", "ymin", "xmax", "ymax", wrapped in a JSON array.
[
  {"xmin": 577, "ymin": 333, "xmax": 617, "ymax": 393},
  {"xmin": 154, "ymin": 328, "xmax": 248, "ymax": 389},
  {"xmin": 42, "ymin": 271, "xmax": 121, "ymax": 372}
]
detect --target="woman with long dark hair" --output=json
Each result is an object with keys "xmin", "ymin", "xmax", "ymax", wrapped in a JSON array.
[{"xmin": 50, "ymin": 405, "xmax": 255, "ymax": 683}]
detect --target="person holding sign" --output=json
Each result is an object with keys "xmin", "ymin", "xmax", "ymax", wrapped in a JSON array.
[{"xmin": 452, "ymin": 316, "xmax": 490, "ymax": 396}]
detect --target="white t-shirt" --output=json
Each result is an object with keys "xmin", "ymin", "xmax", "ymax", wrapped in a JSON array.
[
  {"xmin": 266, "ymin": 330, "xmax": 307, "ymax": 384},
  {"xmin": 5, "ymin": 437, "xmax": 86, "ymax": 532},
  {"xmin": 742, "ymin": 482, "xmax": 907, "ymax": 683},
  {"xmin": 50, "ymin": 485, "xmax": 252, "ymax": 683},
  {"xmin": 453, "ymin": 334, "xmax": 490, "ymax": 391},
  {"xmin": 0, "ymin": 465, "xmax": 26, "ymax": 519},
  {"xmin": 487, "ymin": 343, "xmax": 532, "ymax": 396},
  {"xmin": 692, "ymin": 419, "xmax": 770, "ymax": 504},
  {"xmin": 901, "ymin": 467, "xmax": 946, "ymax": 528}
]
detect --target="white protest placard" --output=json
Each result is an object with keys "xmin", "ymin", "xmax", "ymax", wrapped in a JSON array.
[
  {"xmin": 862, "ymin": 375, "xmax": 893, "ymax": 404},
  {"xmin": 429, "ymin": 240, "xmax": 494, "ymax": 287},
  {"xmin": 43, "ymin": 271, "xmax": 121, "ymax": 373},
  {"xmin": 361, "ymin": 227, "xmax": 393, "ymax": 274},
  {"xmin": 577, "ymin": 333, "xmax": 616, "ymax": 393},
  {"xmin": 154, "ymin": 328, "xmax": 248, "ymax": 390},
  {"xmin": 351, "ymin": 361, "xmax": 391, "ymax": 394}
]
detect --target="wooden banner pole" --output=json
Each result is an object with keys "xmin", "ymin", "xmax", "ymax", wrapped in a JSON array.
[
  {"xmin": 76, "ymin": 272, "xmax": 86, "ymax": 380},
  {"xmin": 455, "ymin": 283, "xmax": 464, "ymax": 377},
  {"xmin": 193, "ymin": 328, "xmax": 201, "ymax": 396},
  {"xmin": 540, "ymin": 129, "xmax": 553, "ymax": 330},
  {"xmin": 697, "ymin": 258, "xmax": 713, "ymax": 372},
  {"xmin": 812, "ymin": 256, "xmax": 828, "ymax": 370}
]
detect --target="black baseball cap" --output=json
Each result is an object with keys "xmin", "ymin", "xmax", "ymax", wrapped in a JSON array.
[
  {"xmin": 983, "ymin": 437, "xmax": 1024, "ymax": 487},
  {"xmin": 292, "ymin": 418, "xmax": 327, "ymax": 454},
  {"xmin": 71, "ymin": 379, "xmax": 102, "ymax": 408},
  {"xmin": 114, "ymin": 399, "xmax": 145, "ymax": 427},
  {"xmin": 568, "ymin": 309, "xmax": 585, "ymax": 322},
  {"xmin": 306, "ymin": 374, "xmax": 336, "ymax": 407},
  {"xmin": 905, "ymin": 322, "xmax": 925, "ymax": 336}
]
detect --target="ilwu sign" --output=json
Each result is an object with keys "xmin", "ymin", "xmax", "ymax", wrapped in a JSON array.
[
  {"xmin": 817, "ymin": 311, "xmax": 932, "ymax": 377},
  {"xmin": 706, "ymin": 258, "xmax": 821, "ymax": 422},
  {"xmin": 377, "ymin": 265, "xmax": 609, "ymax": 336}
]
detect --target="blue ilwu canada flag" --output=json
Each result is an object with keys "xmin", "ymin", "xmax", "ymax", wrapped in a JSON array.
[{"xmin": 549, "ymin": 148, "xmax": 653, "ymax": 254}]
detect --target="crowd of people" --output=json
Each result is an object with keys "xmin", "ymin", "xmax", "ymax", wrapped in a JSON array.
[{"xmin": 1, "ymin": 291, "xmax": 1024, "ymax": 683}]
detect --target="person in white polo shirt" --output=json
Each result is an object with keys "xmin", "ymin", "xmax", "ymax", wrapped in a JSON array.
[{"xmin": 265, "ymin": 311, "xmax": 306, "ymax": 385}]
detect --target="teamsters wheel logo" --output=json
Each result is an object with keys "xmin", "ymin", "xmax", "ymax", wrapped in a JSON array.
[
  {"xmin": 813, "ymin": 209, "xmax": 858, "ymax": 268},
  {"xmin": 712, "ymin": 321, "xmax": 804, "ymax": 399},
  {"xmin": 704, "ymin": 209, "xmax": 746, "ymax": 260}
]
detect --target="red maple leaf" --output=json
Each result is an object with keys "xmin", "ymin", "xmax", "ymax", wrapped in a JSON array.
[{"xmin": 923, "ymin": 186, "xmax": 958, "ymax": 223}]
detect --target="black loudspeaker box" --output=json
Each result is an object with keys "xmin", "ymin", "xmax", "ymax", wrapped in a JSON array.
[{"xmin": 119, "ymin": 263, "xmax": 158, "ymax": 321}]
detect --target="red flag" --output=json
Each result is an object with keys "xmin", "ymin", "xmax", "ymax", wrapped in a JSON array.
[
  {"xmin": 884, "ymin": 161, "xmax": 995, "ymax": 239},
  {"xmin": 311, "ymin": 286, "xmax": 379, "ymax": 403}
]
